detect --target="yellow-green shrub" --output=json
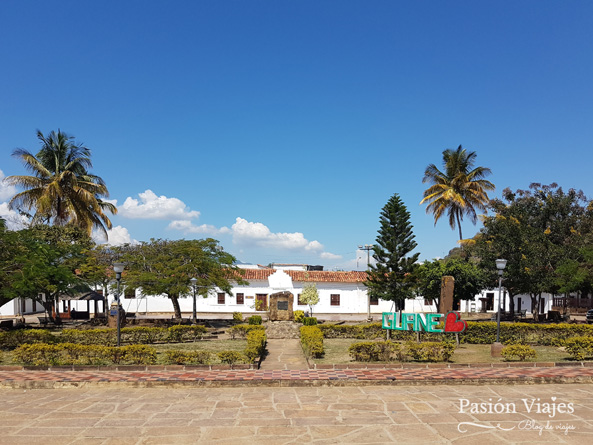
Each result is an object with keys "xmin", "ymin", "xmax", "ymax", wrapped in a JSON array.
[
  {"xmin": 244, "ymin": 329, "xmax": 267, "ymax": 361},
  {"xmin": 564, "ymin": 337, "xmax": 593, "ymax": 361},
  {"xmin": 168, "ymin": 325, "xmax": 207, "ymax": 342},
  {"xmin": 294, "ymin": 310, "xmax": 305, "ymax": 323},
  {"xmin": 218, "ymin": 350, "xmax": 247, "ymax": 365},
  {"xmin": 300, "ymin": 325, "xmax": 324, "ymax": 358},
  {"xmin": 228, "ymin": 324, "xmax": 265, "ymax": 339},
  {"xmin": 501, "ymin": 344, "xmax": 537, "ymax": 361}
]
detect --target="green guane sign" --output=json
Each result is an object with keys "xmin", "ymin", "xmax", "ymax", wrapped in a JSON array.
[{"xmin": 382, "ymin": 311, "xmax": 467, "ymax": 333}]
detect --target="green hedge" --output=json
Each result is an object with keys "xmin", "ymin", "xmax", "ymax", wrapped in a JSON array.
[
  {"xmin": 227, "ymin": 324, "xmax": 265, "ymax": 339},
  {"xmin": 164, "ymin": 350, "xmax": 212, "ymax": 365},
  {"xmin": 0, "ymin": 329, "xmax": 57, "ymax": 350},
  {"xmin": 501, "ymin": 344, "xmax": 537, "ymax": 361},
  {"xmin": 248, "ymin": 315, "xmax": 262, "ymax": 325},
  {"xmin": 13, "ymin": 343, "xmax": 157, "ymax": 366},
  {"xmin": 564, "ymin": 337, "xmax": 593, "ymax": 361},
  {"xmin": 348, "ymin": 340, "xmax": 454, "ymax": 362},
  {"xmin": 303, "ymin": 317, "xmax": 318, "ymax": 326},
  {"xmin": 300, "ymin": 325, "xmax": 324, "ymax": 358},
  {"xmin": 244, "ymin": 329, "xmax": 267, "ymax": 361},
  {"xmin": 319, "ymin": 322, "xmax": 593, "ymax": 345}
]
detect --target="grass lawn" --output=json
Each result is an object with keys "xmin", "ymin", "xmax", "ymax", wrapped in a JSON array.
[{"xmin": 313, "ymin": 339, "xmax": 583, "ymax": 365}]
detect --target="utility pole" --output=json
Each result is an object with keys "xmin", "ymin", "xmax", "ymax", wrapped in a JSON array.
[{"xmin": 358, "ymin": 244, "xmax": 373, "ymax": 321}]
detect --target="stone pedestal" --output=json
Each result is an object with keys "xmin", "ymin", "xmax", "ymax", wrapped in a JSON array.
[
  {"xmin": 269, "ymin": 291, "xmax": 294, "ymax": 321},
  {"xmin": 491, "ymin": 342, "xmax": 503, "ymax": 357},
  {"xmin": 440, "ymin": 276, "xmax": 455, "ymax": 314},
  {"xmin": 107, "ymin": 304, "xmax": 126, "ymax": 328}
]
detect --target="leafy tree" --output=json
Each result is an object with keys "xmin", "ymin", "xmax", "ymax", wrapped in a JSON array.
[
  {"xmin": 78, "ymin": 244, "xmax": 122, "ymax": 315},
  {"xmin": 416, "ymin": 258, "xmax": 487, "ymax": 310},
  {"xmin": 421, "ymin": 145, "xmax": 494, "ymax": 240},
  {"xmin": 470, "ymin": 184, "xmax": 592, "ymax": 321},
  {"xmin": 366, "ymin": 194, "xmax": 420, "ymax": 311},
  {"xmin": 2, "ymin": 225, "xmax": 93, "ymax": 321},
  {"xmin": 300, "ymin": 283, "xmax": 319, "ymax": 317},
  {"xmin": 117, "ymin": 238, "xmax": 246, "ymax": 318},
  {"xmin": 5, "ymin": 130, "xmax": 117, "ymax": 237}
]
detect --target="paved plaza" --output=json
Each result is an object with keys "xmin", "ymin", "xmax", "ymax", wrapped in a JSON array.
[{"xmin": 1, "ymin": 383, "xmax": 592, "ymax": 444}]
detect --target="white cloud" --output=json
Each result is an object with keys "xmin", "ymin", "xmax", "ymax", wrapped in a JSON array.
[
  {"xmin": 119, "ymin": 190, "xmax": 200, "ymax": 220},
  {"xmin": 0, "ymin": 170, "xmax": 17, "ymax": 201},
  {"xmin": 231, "ymin": 217, "xmax": 325, "ymax": 252},
  {"xmin": 167, "ymin": 219, "xmax": 230, "ymax": 235},
  {"xmin": 320, "ymin": 251, "xmax": 342, "ymax": 260},
  {"xmin": 0, "ymin": 202, "xmax": 29, "ymax": 230},
  {"xmin": 93, "ymin": 225, "xmax": 138, "ymax": 246}
]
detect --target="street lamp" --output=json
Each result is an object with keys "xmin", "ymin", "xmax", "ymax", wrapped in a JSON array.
[
  {"xmin": 493, "ymin": 259, "xmax": 507, "ymax": 355},
  {"xmin": 190, "ymin": 277, "xmax": 198, "ymax": 324},
  {"xmin": 113, "ymin": 262, "xmax": 125, "ymax": 347},
  {"xmin": 358, "ymin": 244, "xmax": 373, "ymax": 321}
]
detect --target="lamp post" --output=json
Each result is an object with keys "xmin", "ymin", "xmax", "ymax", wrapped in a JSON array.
[
  {"xmin": 190, "ymin": 277, "xmax": 198, "ymax": 324},
  {"xmin": 491, "ymin": 259, "xmax": 507, "ymax": 356},
  {"xmin": 113, "ymin": 262, "xmax": 125, "ymax": 347},
  {"xmin": 358, "ymin": 244, "xmax": 373, "ymax": 321}
]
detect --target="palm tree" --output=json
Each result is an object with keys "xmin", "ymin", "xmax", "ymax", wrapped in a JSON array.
[
  {"xmin": 420, "ymin": 145, "xmax": 494, "ymax": 240},
  {"xmin": 5, "ymin": 130, "xmax": 117, "ymax": 237}
]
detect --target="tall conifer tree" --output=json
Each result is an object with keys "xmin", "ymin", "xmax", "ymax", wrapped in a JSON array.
[{"xmin": 366, "ymin": 194, "xmax": 420, "ymax": 311}]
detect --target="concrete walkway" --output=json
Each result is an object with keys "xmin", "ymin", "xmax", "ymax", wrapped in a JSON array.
[
  {"xmin": 259, "ymin": 339, "xmax": 309, "ymax": 370},
  {"xmin": 1, "ymin": 383, "xmax": 592, "ymax": 443}
]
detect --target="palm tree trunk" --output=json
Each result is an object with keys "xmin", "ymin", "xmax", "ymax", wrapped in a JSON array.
[{"xmin": 456, "ymin": 212, "xmax": 463, "ymax": 240}]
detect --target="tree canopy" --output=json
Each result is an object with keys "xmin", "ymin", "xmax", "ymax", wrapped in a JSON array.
[
  {"xmin": 365, "ymin": 194, "xmax": 419, "ymax": 311},
  {"xmin": 421, "ymin": 145, "xmax": 494, "ymax": 240},
  {"xmin": 6, "ymin": 129, "xmax": 117, "ymax": 237}
]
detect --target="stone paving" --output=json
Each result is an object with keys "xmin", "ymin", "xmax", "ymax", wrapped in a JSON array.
[{"xmin": 1, "ymin": 383, "xmax": 592, "ymax": 443}]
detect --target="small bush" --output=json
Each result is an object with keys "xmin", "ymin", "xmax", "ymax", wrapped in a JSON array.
[
  {"xmin": 300, "ymin": 326, "xmax": 324, "ymax": 358},
  {"xmin": 294, "ymin": 310, "xmax": 305, "ymax": 323},
  {"xmin": 233, "ymin": 312, "xmax": 243, "ymax": 323},
  {"xmin": 501, "ymin": 344, "xmax": 537, "ymax": 361},
  {"xmin": 60, "ymin": 328, "xmax": 116, "ymax": 346},
  {"xmin": 122, "ymin": 344, "xmax": 157, "ymax": 364},
  {"xmin": 165, "ymin": 350, "xmax": 212, "ymax": 365},
  {"xmin": 407, "ymin": 341, "xmax": 455, "ymax": 362},
  {"xmin": 168, "ymin": 325, "xmax": 207, "ymax": 342},
  {"xmin": 122, "ymin": 327, "xmax": 168, "ymax": 344},
  {"xmin": 564, "ymin": 337, "xmax": 593, "ymax": 361},
  {"xmin": 248, "ymin": 315, "xmax": 263, "ymax": 325},
  {"xmin": 303, "ymin": 317, "xmax": 317, "ymax": 326},
  {"xmin": 348, "ymin": 341, "xmax": 400, "ymax": 362},
  {"xmin": 244, "ymin": 329, "xmax": 267, "ymax": 362},
  {"xmin": 228, "ymin": 324, "xmax": 265, "ymax": 339},
  {"xmin": 0, "ymin": 329, "xmax": 58, "ymax": 350},
  {"xmin": 218, "ymin": 350, "xmax": 247, "ymax": 365}
]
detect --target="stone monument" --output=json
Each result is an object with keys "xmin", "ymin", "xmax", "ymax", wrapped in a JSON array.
[
  {"xmin": 439, "ymin": 276, "xmax": 454, "ymax": 314},
  {"xmin": 269, "ymin": 291, "xmax": 294, "ymax": 321}
]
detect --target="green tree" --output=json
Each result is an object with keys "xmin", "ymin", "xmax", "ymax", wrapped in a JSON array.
[
  {"xmin": 300, "ymin": 283, "xmax": 319, "ymax": 317},
  {"xmin": 470, "ymin": 184, "xmax": 591, "ymax": 321},
  {"xmin": 416, "ymin": 258, "xmax": 487, "ymax": 310},
  {"xmin": 117, "ymin": 238, "xmax": 246, "ymax": 318},
  {"xmin": 366, "ymin": 194, "xmax": 420, "ymax": 311},
  {"xmin": 5, "ymin": 130, "xmax": 117, "ymax": 237},
  {"xmin": 78, "ymin": 244, "xmax": 121, "ymax": 315},
  {"xmin": 2, "ymin": 225, "xmax": 94, "ymax": 321},
  {"xmin": 421, "ymin": 145, "xmax": 494, "ymax": 240}
]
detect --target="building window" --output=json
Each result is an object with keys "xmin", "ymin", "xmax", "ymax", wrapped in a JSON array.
[
  {"xmin": 370, "ymin": 295, "xmax": 379, "ymax": 306},
  {"xmin": 297, "ymin": 293, "xmax": 304, "ymax": 305},
  {"xmin": 236, "ymin": 293, "xmax": 244, "ymax": 305},
  {"xmin": 424, "ymin": 298, "xmax": 431, "ymax": 306},
  {"xmin": 331, "ymin": 294, "xmax": 340, "ymax": 306},
  {"xmin": 218, "ymin": 293, "xmax": 225, "ymax": 305}
]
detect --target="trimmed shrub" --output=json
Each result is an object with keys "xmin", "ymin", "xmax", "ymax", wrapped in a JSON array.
[
  {"xmin": 564, "ymin": 337, "xmax": 593, "ymax": 361},
  {"xmin": 406, "ymin": 341, "xmax": 455, "ymax": 362},
  {"xmin": 294, "ymin": 310, "xmax": 305, "ymax": 323},
  {"xmin": 218, "ymin": 350, "xmax": 247, "ymax": 365},
  {"xmin": 248, "ymin": 315, "xmax": 263, "ymax": 325},
  {"xmin": 0, "ymin": 329, "xmax": 57, "ymax": 350},
  {"xmin": 244, "ymin": 329, "xmax": 267, "ymax": 362},
  {"xmin": 60, "ymin": 328, "xmax": 116, "ymax": 346},
  {"xmin": 303, "ymin": 317, "xmax": 318, "ymax": 326},
  {"xmin": 121, "ymin": 345, "xmax": 157, "ymax": 364},
  {"xmin": 233, "ymin": 312, "xmax": 244, "ymax": 323},
  {"xmin": 121, "ymin": 327, "xmax": 168, "ymax": 344},
  {"xmin": 168, "ymin": 325, "xmax": 207, "ymax": 342},
  {"xmin": 228, "ymin": 324, "xmax": 265, "ymax": 340},
  {"xmin": 300, "ymin": 325, "xmax": 324, "ymax": 358},
  {"xmin": 348, "ymin": 341, "xmax": 400, "ymax": 362},
  {"xmin": 165, "ymin": 350, "xmax": 212, "ymax": 365},
  {"xmin": 501, "ymin": 344, "xmax": 537, "ymax": 361}
]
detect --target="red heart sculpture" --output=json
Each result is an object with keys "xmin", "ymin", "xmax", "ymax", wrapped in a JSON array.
[{"xmin": 444, "ymin": 311, "xmax": 467, "ymax": 333}]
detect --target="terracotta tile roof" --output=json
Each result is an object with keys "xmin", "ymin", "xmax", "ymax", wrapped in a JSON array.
[{"xmin": 240, "ymin": 269, "xmax": 368, "ymax": 283}]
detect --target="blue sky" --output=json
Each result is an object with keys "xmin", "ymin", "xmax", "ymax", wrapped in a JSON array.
[{"xmin": 1, "ymin": 1, "xmax": 593, "ymax": 270}]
